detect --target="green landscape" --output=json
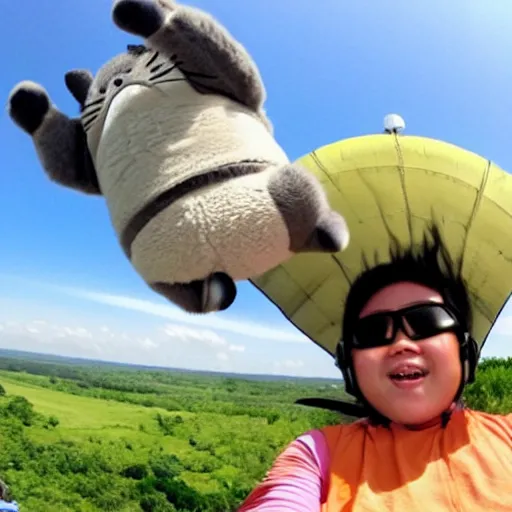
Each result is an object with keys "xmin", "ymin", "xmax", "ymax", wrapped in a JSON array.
[{"xmin": 0, "ymin": 349, "xmax": 509, "ymax": 511}]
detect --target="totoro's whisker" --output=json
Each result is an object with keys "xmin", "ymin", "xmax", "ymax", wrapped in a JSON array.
[
  {"xmin": 145, "ymin": 51, "xmax": 159, "ymax": 67},
  {"xmin": 83, "ymin": 114, "xmax": 99, "ymax": 131},
  {"xmin": 150, "ymin": 63, "xmax": 164, "ymax": 73},
  {"xmin": 149, "ymin": 65, "xmax": 178, "ymax": 81},
  {"xmin": 81, "ymin": 106, "xmax": 102, "ymax": 121},
  {"xmin": 82, "ymin": 97, "xmax": 104, "ymax": 112}
]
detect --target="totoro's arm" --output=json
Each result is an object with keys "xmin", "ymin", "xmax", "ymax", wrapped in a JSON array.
[
  {"xmin": 112, "ymin": 0, "xmax": 266, "ymax": 112},
  {"xmin": 8, "ymin": 79, "xmax": 101, "ymax": 195}
]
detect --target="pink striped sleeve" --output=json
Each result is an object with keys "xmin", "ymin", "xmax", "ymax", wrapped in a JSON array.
[{"xmin": 237, "ymin": 429, "xmax": 329, "ymax": 511}]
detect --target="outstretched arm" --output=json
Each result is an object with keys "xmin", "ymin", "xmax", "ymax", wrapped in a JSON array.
[
  {"xmin": 237, "ymin": 431, "xmax": 328, "ymax": 511},
  {"xmin": 8, "ymin": 81, "xmax": 101, "ymax": 195},
  {"xmin": 112, "ymin": 0, "xmax": 266, "ymax": 111}
]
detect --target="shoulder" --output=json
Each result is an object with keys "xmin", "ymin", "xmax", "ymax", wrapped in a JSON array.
[
  {"xmin": 299, "ymin": 421, "xmax": 368, "ymax": 469},
  {"xmin": 463, "ymin": 408, "xmax": 512, "ymax": 434},
  {"xmin": 463, "ymin": 407, "xmax": 512, "ymax": 422},
  {"xmin": 294, "ymin": 429, "xmax": 331, "ymax": 473}
]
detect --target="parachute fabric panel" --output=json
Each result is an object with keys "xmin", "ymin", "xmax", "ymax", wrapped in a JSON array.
[{"xmin": 251, "ymin": 134, "xmax": 512, "ymax": 357}]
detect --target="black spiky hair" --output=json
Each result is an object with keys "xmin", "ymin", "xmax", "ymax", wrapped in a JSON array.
[
  {"xmin": 339, "ymin": 222, "xmax": 473, "ymax": 427},
  {"xmin": 342, "ymin": 222, "xmax": 473, "ymax": 343}
]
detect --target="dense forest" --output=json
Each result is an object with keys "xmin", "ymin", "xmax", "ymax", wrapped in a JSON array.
[{"xmin": 0, "ymin": 351, "xmax": 509, "ymax": 511}]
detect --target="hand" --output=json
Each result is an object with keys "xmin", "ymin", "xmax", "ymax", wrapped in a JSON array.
[{"xmin": 8, "ymin": 81, "xmax": 50, "ymax": 135}]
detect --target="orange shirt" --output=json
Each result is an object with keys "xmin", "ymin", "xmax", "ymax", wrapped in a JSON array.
[
  {"xmin": 238, "ymin": 408, "xmax": 512, "ymax": 511},
  {"xmin": 321, "ymin": 409, "xmax": 512, "ymax": 511}
]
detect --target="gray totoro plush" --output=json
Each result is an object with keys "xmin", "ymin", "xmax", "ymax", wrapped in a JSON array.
[{"xmin": 8, "ymin": 0, "xmax": 349, "ymax": 314}]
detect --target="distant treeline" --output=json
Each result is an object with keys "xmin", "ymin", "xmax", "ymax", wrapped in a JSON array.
[
  {"xmin": 0, "ymin": 354, "xmax": 510, "ymax": 417},
  {"xmin": 0, "ymin": 354, "xmax": 347, "ymax": 427}
]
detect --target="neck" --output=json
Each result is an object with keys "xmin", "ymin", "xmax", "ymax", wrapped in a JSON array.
[{"xmin": 395, "ymin": 402, "xmax": 459, "ymax": 431}]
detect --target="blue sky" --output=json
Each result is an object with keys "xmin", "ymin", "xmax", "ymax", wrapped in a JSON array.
[{"xmin": 1, "ymin": 0, "xmax": 512, "ymax": 378}]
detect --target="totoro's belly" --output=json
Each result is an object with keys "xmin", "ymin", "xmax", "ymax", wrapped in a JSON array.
[
  {"xmin": 93, "ymin": 81, "xmax": 289, "ymax": 235},
  {"xmin": 129, "ymin": 167, "xmax": 293, "ymax": 284}
]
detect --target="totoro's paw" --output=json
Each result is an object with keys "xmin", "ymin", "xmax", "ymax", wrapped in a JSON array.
[
  {"xmin": 8, "ymin": 81, "xmax": 50, "ymax": 135},
  {"xmin": 112, "ymin": 0, "xmax": 166, "ymax": 38},
  {"xmin": 202, "ymin": 272, "xmax": 237, "ymax": 313},
  {"xmin": 316, "ymin": 211, "xmax": 350, "ymax": 252},
  {"xmin": 305, "ymin": 211, "xmax": 350, "ymax": 254}
]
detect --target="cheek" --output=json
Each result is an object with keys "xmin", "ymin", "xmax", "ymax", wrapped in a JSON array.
[
  {"xmin": 352, "ymin": 349, "xmax": 381, "ymax": 370},
  {"xmin": 351, "ymin": 348, "xmax": 386, "ymax": 387},
  {"xmin": 425, "ymin": 334, "xmax": 462, "ymax": 382}
]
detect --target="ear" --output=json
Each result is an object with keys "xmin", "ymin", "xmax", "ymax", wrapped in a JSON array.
[{"xmin": 64, "ymin": 69, "xmax": 93, "ymax": 107}]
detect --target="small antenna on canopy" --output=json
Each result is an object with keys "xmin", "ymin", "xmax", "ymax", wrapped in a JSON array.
[{"xmin": 383, "ymin": 113, "xmax": 405, "ymax": 134}]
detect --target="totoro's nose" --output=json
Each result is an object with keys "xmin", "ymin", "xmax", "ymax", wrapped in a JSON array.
[{"xmin": 113, "ymin": 78, "xmax": 123, "ymax": 87}]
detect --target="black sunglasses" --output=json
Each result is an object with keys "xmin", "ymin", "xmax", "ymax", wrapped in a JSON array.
[{"xmin": 350, "ymin": 303, "xmax": 461, "ymax": 349}]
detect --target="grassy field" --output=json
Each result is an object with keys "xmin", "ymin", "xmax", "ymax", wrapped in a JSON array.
[
  {"xmin": 0, "ymin": 351, "xmax": 509, "ymax": 511},
  {"xmin": 0, "ymin": 353, "xmax": 346, "ymax": 511},
  {"xmin": 3, "ymin": 377, "xmax": 229, "ymax": 500},
  {"xmin": 1, "ymin": 377, "xmax": 163, "ymax": 430}
]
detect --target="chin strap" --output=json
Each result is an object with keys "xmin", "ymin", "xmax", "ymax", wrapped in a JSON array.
[
  {"xmin": 295, "ymin": 397, "xmax": 369, "ymax": 418},
  {"xmin": 440, "ymin": 409, "xmax": 453, "ymax": 427},
  {"xmin": 295, "ymin": 396, "xmax": 392, "ymax": 427},
  {"xmin": 295, "ymin": 397, "xmax": 459, "ymax": 429}
]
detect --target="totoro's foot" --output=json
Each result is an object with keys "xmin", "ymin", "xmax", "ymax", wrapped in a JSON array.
[
  {"xmin": 268, "ymin": 163, "xmax": 350, "ymax": 254},
  {"xmin": 8, "ymin": 81, "xmax": 50, "ymax": 135},
  {"xmin": 305, "ymin": 211, "xmax": 350, "ymax": 253},
  {"xmin": 202, "ymin": 272, "xmax": 237, "ymax": 313},
  {"xmin": 112, "ymin": 0, "xmax": 166, "ymax": 38},
  {"xmin": 151, "ymin": 272, "xmax": 237, "ymax": 314}
]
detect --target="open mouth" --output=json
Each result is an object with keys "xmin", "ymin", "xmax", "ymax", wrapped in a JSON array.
[{"xmin": 387, "ymin": 367, "xmax": 429, "ymax": 382}]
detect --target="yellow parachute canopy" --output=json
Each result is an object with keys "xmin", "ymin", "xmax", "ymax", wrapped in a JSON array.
[{"xmin": 251, "ymin": 133, "xmax": 512, "ymax": 357}]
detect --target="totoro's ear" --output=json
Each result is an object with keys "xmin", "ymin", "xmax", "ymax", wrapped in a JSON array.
[{"xmin": 64, "ymin": 69, "xmax": 93, "ymax": 107}]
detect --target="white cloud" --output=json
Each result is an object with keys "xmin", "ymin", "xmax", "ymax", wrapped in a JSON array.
[
  {"xmin": 162, "ymin": 324, "xmax": 229, "ymax": 347},
  {"xmin": 0, "ymin": 275, "xmax": 365, "ymax": 378},
  {"xmin": 216, "ymin": 352, "xmax": 229, "ymax": 361},
  {"xmin": 0, "ymin": 314, "xmax": 343, "ymax": 378},
  {"xmin": 0, "ymin": 318, "xmax": 237, "ymax": 368},
  {"xmin": 283, "ymin": 359, "xmax": 305, "ymax": 369},
  {"xmin": 52, "ymin": 285, "xmax": 307, "ymax": 344},
  {"xmin": 492, "ymin": 315, "xmax": 512, "ymax": 336},
  {"xmin": 272, "ymin": 359, "xmax": 305, "ymax": 374},
  {"xmin": 140, "ymin": 337, "xmax": 159, "ymax": 350}
]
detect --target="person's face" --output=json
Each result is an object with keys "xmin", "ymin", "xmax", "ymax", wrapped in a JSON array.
[{"xmin": 351, "ymin": 281, "xmax": 462, "ymax": 427}]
